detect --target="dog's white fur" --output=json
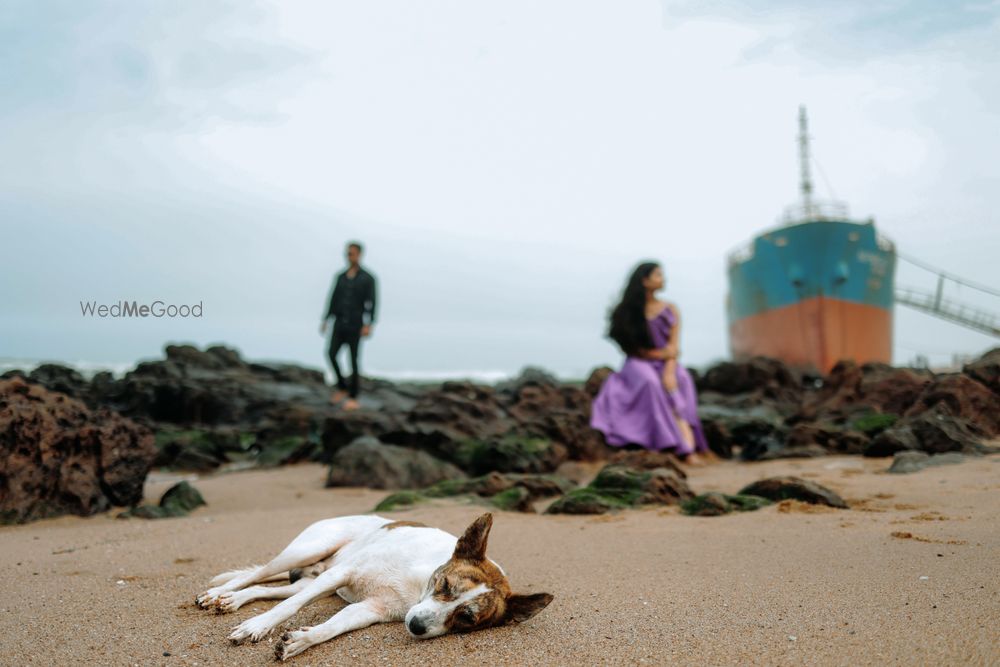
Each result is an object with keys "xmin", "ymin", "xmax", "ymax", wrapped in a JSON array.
[{"xmin": 196, "ymin": 514, "xmax": 506, "ymax": 660}]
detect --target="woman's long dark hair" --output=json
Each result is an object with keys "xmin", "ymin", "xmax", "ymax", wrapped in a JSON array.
[{"xmin": 608, "ymin": 262, "xmax": 659, "ymax": 355}]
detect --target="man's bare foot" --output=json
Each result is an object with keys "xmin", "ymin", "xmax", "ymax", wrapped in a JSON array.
[
  {"xmin": 342, "ymin": 398, "xmax": 360, "ymax": 411},
  {"xmin": 329, "ymin": 390, "xmax": 348, "ymax": 404}
]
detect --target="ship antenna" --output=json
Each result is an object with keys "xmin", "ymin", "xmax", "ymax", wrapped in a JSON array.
[{"xmin": 798, "ymin": 105, "xmax": 814, "ymax": 217}]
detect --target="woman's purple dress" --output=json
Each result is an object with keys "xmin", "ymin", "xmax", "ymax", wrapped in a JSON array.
[{"xmin": 590, "ymin": 305, "xmax": 709, "ymax": 455}]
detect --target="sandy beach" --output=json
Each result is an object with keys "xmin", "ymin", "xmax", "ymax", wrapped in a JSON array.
[{"xmin": 3, "ymin": 454, "xmax": 998, "ymax": 667}]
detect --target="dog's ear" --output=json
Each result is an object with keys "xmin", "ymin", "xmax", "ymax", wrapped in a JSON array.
[
  {"xmin": 503, "ymin": 592, "xmax": 554, "ymax": 623},
  {"xmin": 453, "ymin": 512, "xmax": 493, "ymax": 561}
]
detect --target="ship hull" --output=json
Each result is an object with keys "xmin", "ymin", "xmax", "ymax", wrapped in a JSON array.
[
  {"xmin": 729, "ymin": 296, "xmax": 892, "ymax": 372},
  {"xmin": 727, "ymin": 219, "xmax": 896, "ymax": 373}
]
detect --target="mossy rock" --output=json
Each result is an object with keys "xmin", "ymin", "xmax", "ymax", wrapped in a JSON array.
[
  {"xmin": 546, "ymin": 463, "xmax": 693, "ymax": 514},
  {"xmin": 118, "ymin": 481, "xmax": 206, "ymax": 519},
  {"xmin": 545, "ymin": 488, "xmax": 632, "ymax": 514},
  {"xmin": 681, "ymin": 492, "xmax": 772, "ymax": 516},
  {"xmin": 422, "ymin": 471, "xmax": 574, "ymax": 499},
  {"xmin": 452, "ymin": 434, "xmax": 562, "ymax": 475},
  {"xmin": 374, "ymin": 491, "xmax": 429, "ymax": 511},
  {"xmin": 489, "ymin": 486, "xmax": 533, "ymax": 512},
  {"xmin": 850, "ymin": 412, "xmax": 898, "ymax": 436},
  {"xmin": 255, "ymin": 435, "xmax": 315, "ymax": 468},
  {"xmin": 153, "ymin": 429, "xmax": 223, "ymax": 471}
]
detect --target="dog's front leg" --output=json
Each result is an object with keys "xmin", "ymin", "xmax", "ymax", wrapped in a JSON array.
[
  {"xmin": 274, "ymin": 599, "xmax": 389, "ymax": 661},
  {"xmin": 215, "ymin": 577, "xmax": 316, "ymax": 614},
  {"xmin": 228, "ymin": 567, "xmax": 349, "ymax": 645}
]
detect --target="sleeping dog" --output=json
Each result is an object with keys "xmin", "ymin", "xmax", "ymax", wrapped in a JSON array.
[{"xmin": 195, "ymin": 512, "xmax": 553, "ymax": 660}]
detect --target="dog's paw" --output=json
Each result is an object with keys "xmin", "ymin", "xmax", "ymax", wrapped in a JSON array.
[
  {"xmin": 214, "ymin": 591, "xmax": 242, "ymax": 614},
  {"xmin": 196, "ymin": 586, "xmax": 224, "ymax": 609},
  {"xmin": 275, "ymin": 627, "xmax": 314, "ymax": 661},
  {"xmin": 229, "ymin": 617, "xmax": 274, "ymax": 645}
]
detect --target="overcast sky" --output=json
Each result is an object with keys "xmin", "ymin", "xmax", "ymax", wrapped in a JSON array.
[{"xmin": 1, "ymin": 0, "xmax": 998, "ymax": 379}]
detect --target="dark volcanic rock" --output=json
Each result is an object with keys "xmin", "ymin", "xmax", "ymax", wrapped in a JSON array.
[
  {"xmin": 326, "ymin": 437, "xmax": 467, "ymax": 490},
  {"xmin": 737, "ymin": 476, "xmax": 847, "ymax": 508},
  {"xmin": 698, "ymin": 357, "xmax": 800, "ymax": 396},
  {"xmin": 800, "ymin": 360, "xmax": 930, "ymax": 422},
  {"xmin": 584, "ymin": 366, "xmax": 613, "ymax": 398},
  {"xmin": 118, "ymin": 481, "xmax": 206, "ymax": 519},
  {"xmin": 866, "ymin": 407, "xmax": 994, "ymax": 457},
  {"xmin": 963, "ymin": 347, "xmax": 1000, "ymax": 394},
  {"xmin": 733, "ymin": 419, "xmax": 789, "ymax": 461},
  {"xmin": 782, "ymin": 422, "xmax": 869, "ymax": 456},
  {"xmin": 0, "ymin": 377, "xmax": 156, "ymax": 524},
  {"xmin": 27, "ymin": 363, "xmax": 90, "ymax": 399},
  {"xmin": 903, "ymin": 374, "xmax": 1000, "ymax": 436}
]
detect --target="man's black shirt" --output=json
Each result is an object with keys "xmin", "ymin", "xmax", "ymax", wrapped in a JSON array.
[{"xmin": 324, "ymin": 267, "xmax": 377, "ymax": 332}]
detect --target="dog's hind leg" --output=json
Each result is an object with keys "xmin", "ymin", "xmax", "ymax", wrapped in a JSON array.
[
  {"xmin": 197, "ymin": 517, "xmax": 363, "ymax": 609},
  {"xmin": 214, "ymin": 577, "xmax": 318, "ymax": 614},
  {"xmin": 275, "ymin": 598, "xmax": 389, "ymax": 661},
  {"xmin": 228, "ymin": 565, "xmax": 352, "ymax": 644}
]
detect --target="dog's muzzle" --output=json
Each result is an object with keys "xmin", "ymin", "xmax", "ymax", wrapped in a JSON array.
[{"xmin": 406, "ymin": 617, "xmax": 428, "ymax": 636}]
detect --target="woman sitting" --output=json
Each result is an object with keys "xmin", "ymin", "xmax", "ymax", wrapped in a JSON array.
[{"xmin": 590, "ymin": 261, "xmax": 713, "ymax": 465}]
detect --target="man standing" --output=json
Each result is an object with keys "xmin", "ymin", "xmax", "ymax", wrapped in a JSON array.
[{"xmin": 320, "ymin": 241, "xmax": 377, "ymax": 410}]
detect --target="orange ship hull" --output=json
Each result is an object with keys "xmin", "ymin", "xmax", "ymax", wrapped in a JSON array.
[{"xmin": 728, "ymin": 296, "xmax": 892, "ymax": 373}]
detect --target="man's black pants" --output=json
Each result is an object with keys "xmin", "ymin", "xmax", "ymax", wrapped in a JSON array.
[{"xmin": 328, "ymin": 325, "xmax": 362, "ymax": 398}]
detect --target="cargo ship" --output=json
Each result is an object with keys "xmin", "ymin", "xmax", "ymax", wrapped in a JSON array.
[{"xmin": 726, "ymin": 107, "xmax": 897, "ymax": 373}]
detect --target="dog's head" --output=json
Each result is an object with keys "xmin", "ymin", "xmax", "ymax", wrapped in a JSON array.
[{"xmin": 404, "ymin": 512, "xmax": 553, "ymax": 639}]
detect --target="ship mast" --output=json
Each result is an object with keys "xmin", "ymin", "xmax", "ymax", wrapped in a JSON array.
[{"xmin": 798, "ymin": 105, "xmax": 814, "ymax": 218}]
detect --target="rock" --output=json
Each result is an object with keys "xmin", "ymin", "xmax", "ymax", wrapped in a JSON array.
[
  {"xmin": 584, "ymin": 367, "xmax": 614, "ymax": 398},
  {"xmin": 542, "ymin": 488, "xmax": 632, "ymax": 514},
  {"xmin": 452, "ymin": 434, "xmax": 567, "ymax": 475},
  {"xmin": 782, "ymin": 423, "xmax": 869, "ymax": 456},
  {"xmin": 903, "ymin": 374, "xmax": 1000, "ymax": 436},
  {"xmin": 606, "ymin": 449, "xmax": 687, "ymax": 479},
  {"xmin": 326, "ymin": 437, "xmax": 467, "ymax": 490},
  {"xmin": 495, "ymin": 367, "xmax": 560, "ymax": 393},
  {"xmin": 489, "ymin": 486, "xmax": 534, "ymax": 512},
  {"xmin": 757, "ymin": 444, "xmax": 829, "ymax": 460},
  {"xmin": 887, "ymin": 451, "xmax": 968, "ymax": 474},
  {"xmin": 118, "ymin": 481, "xmax": 206, "ymax": 519},
  {"xmin": 737, "ymin": 476, "xmax": 847, "ymax": 508},
  {"xmin": 866, "ymin": 407, "xmax": 994, "ymax": 457},
  {"xmin": 372, "ymin": 471, "xmax": 575, "ymax": 514},
  {"xmin": 546, "ymin": 464, "xmax": 693, "ymax": 514},
  {"xmin": 849, "ymin": 412, "xmax": 899, "ymax": 437},
  {"xmin": 27, "ymin": 363, "xmax": 90, "ymax": 400},
  {"xmin": 733, "ymin": 420, "xmax": 789, "ymax": 461},
  {"xmin": 697, "ymin": 357, "xmax": 801, "ymax": 399},
  {"xmin": 680, "ymin": 492, "xmax": 772, "ymax": 516},
  {"xmin": 800, "ymin": 361, "xmax": 930, "ymax": 422},
  {"xmin": 0, "ymin": 377, "xmax": 155, "ymax": 524},
  {"xmin": 963, "ymin": 347, "xmax": 1000, "ymax": 394},
  {"xmin": 422, "ymin": 471, "xmax": 574, "ymax": 500}
]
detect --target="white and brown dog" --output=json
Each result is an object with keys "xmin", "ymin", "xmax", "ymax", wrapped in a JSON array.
[{"xmin": 195, "ymin": 512, "xmax": 553, "ymax": 660}]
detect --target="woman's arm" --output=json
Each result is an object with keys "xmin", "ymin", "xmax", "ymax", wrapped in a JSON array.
[{"xmin": 665, "ymin": 303, "xmax": 680, "ymax": 359}]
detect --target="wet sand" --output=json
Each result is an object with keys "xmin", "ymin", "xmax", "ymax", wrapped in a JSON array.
[{"xmin": 2, "ymin": 453, "xmax": 999, "ymax": 666}]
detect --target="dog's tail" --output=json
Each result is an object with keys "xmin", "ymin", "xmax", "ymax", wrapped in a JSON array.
[{"xmin": 208, "ymin": 565, "xmax": 289, "ymax": 586}]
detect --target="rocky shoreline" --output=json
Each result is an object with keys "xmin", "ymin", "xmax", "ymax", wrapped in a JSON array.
[{"xmin": 2, "ymin": 344, "xmax": 998, "ymax": 524}]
